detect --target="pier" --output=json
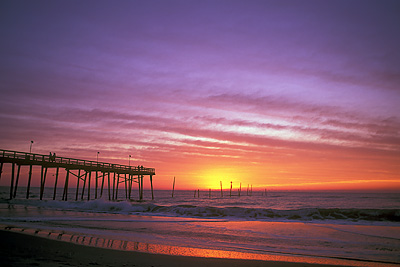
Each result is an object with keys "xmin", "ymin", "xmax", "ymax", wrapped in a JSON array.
[{"xmin": 0, "ymin": 149, "xmax": 155, "ymax": 201}]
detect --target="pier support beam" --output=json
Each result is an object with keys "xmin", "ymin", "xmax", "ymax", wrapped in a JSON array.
[
  {"xmin": 107, "ymin": 172, "xmax": 111, "ymax": 201},
  {"xmin": 112, "ymin": 172, "xmax": 116, "ymax": 200},
  {"xmin": 53, "ymin": 167, "xmax": 59, "ymax": 200},
  {"xmin": 0, "ymin": 162, "xmax": 3, "ymax": 182},
  {"xmin": 150, "ymin": 175, "xmax": 154, "ymax": 200},
  {"xmin": 63, "ymin": 169, "xmax": 70, "ymax": 201},
  {"xmin": 140, "ymin": 175, "xmax": 144, "ymax": 200},
  {"xmin": 137, "ymin": 175, "xmax": 141, "ymax": 200},
  {"xmin": 81, "ymin": 171, "xmax": 87, "ymax": 200},
  {"xmin": 124, "ymin": 174, "xmax": 128, "ymax": 199},
  {"xmin": 128, "ymin": 174, "xmax": 133, "ymax": 200},
  {"xmin": 40, "ymin": 166, "xmax": 44, "ymax": 200},
  {"xmin": 13, "ymin": 164, "xmax": 21, "ymax": 198},
  {"xmin": 40, "ymin": 166, "xmax": 48, "ymax": 200},
  {"xmin": 95, "ymin": 171, "xmax": 98, "ymax": 199},
  {"xmin": 10, "ymin": 163, "xmax": 15, "ymax": 199},
  {"xmin": 115, "ymin": 173, "xmax": 120, "ymax": 200},
  {"xmin": 76, "ymin": 169, "xmax": 81, "ymax": 201},
  {"xmin": 100, "ymin": 172, "xmax": 105, "ymax": 198},
  {"xmin": 88, "ymin": 171, "xmax": 91, "ymax": 200},
  {"xmin": 26, "ymin": 165, "xmax": 32, "ymax": 199}
]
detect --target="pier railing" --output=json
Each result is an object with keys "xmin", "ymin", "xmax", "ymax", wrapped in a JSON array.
[{"xmin": 0, "ymin": 149, "xmax": 155, "ymax": 174}]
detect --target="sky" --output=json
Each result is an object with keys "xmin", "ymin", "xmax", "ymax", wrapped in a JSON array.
[{"xmin": 0, "ymin": 0, "xmax": 399, "ymax": 191}]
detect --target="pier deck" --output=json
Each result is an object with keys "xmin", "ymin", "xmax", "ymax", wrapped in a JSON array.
[{"xmin": 0, "ymin": 149, "xmax": 155, "ymax": 201}]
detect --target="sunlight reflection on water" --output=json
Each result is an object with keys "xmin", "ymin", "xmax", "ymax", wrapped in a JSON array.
[{"xmin": 3, "ymin": 226, "xmax": 396, "ymax": 267}]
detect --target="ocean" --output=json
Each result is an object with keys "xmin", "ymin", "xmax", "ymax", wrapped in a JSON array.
[{"xmin": 0, "ymin": 187, "xmax": 399, "ymax": 266}]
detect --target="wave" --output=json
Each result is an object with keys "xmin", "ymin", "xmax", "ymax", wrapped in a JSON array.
[
  {"xmin": 6, "ymin": 198, "xmax": 400, "ymax": 224},
  {"xmin": 151, "ymin": 205, "xmax": 400, "ymax": 223}
]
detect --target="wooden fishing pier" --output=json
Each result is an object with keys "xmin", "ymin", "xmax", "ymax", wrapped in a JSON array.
[{"xmin": 0, "ymin": 149, "xmax": 155, "ymax": 201}]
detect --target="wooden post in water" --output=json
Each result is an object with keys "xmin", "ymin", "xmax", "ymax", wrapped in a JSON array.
[
  {"xmin": 115, "ymin": 173, "xmax": 120, "ymax": 200},
  {"xmin": 0, "ymin": 162, "xmax": 3, "ymax": 182},
  {"xmin": 63, "ymin": 169, "xmax": 70, "ymax": 201},
  {"xmin": 197, "ymin": 189, "xmax": 200, "ymax": 198},
  {"xmin": 87, "ymin": 171, "xmax": 91, "ymax": 200},
  {"xmin": 140, "ymin": 175, "xmax": 144, "ymax": 200},
  {"xmin": 171, "ymin": 176, "xmax": 176, "ymax": 198},
  {"xmin": 76, "ymin": 169, "xmax": 81, "ymax": 201},
  {"xmin": 239, "ymin": 183, "xmax": 241, "ymax": 197},
  {"xmin": 10, "ymin": 163, "xmax": 15, "ymax": 199},
  {"xmin": 230, "ymin": 181, "xmax": 232, "ymax": 197},
  {"xmin": 13, "ymin": 164, "xmax": 21, "ymax": 198},
  {"xmin": 150, "ymin": 175, "xmax": 154, "ymax": 200},
  {"xmin": 124, "ymin": 174, "xmax": 128, "ymax": 199},
  {"xmin": 247, "ymin": 184, "xmax": 249, "ymax": 196},
  {"xmin": 209, "ymin": 188, "xmax": 211, "ymax": 198},
  {"xmin": 112, "ymin": 172, "xmax": 116, "ymax": 200},
  {"xmin": 128, "ymin": 174, "xmax": 133, "ymax": 200},
  {"xmin": 95, "ymin": 171, "xmax": 99, "ymax": 199},
  {"xmin": 251, "ymin": 184, "xmax": 253, "ymax": 196},
  {"xmin": 108, "ymin": 172, "xmax": 111, "ymax": 201},
  {"xmin": 81, "ymin": 171, "xmax": 87, "ymax": 200},
  {"xmin": 53, "ymin": 167, "xmax": 59, "ymax": 200},
  {"xmin": 137, "ymin": 175, "xmax": 141, "ymax": 200},
  {"xmin": 194, "ymin": 190, "xmax": 196, "ymax": 197},
  {"xmin": 26, "ymin": 164, "xmax": 33, "ymax": 199},
  {"xmin": 220, "ymin": 181, "xmax": 223, "ymax": 197},
  {"xmin": 43, "ymin": 167, "xmax": 48, "ymax": 199},
  {"xmin": 40, "ymin": 166, "xmax": 47, "ymax": 200},
  {"xmin": 100, "ymin": 172, "xmax": 105, "ymax": 198}
]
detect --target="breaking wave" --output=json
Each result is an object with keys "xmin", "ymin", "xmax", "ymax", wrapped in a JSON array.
[
  {"xmin": 7, "ymin": 198, "xmax": 400, "ymax": 224},
  {"xmin": 150, "ymin": 205, "xmax": 400, "ymax": 223}
]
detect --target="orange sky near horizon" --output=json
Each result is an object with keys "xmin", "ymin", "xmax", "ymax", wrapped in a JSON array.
[{"xmin": 0, "ymin": 140, "xmax": 398, "ymax": 192}]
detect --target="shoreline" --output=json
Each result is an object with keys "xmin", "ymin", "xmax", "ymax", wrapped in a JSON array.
[{"xmin": 0, "ymin": 229, "xmax": 343, "ymax": 267}]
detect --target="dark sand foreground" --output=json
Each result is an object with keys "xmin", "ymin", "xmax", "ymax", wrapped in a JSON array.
[{"xmin": 0, "ymin": 230, "xmax": 340, "ymax": 267}]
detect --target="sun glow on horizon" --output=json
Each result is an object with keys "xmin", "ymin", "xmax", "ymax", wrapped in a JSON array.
[{"xmin": 194, "ymin": 167, "xmax": 246, "ymax": 190}]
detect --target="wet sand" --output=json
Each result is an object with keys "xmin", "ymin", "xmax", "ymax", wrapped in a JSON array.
[{"xmin": 0, "ymin": 230, "xmax": 340, "ymax": 267}]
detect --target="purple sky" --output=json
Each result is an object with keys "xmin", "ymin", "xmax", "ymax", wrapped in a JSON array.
[{"xmin": 1, "ymin": 0, "xmax": 399, "ymax": 190}]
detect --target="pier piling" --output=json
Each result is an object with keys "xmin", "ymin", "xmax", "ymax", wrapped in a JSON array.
[
  {"xmin": 53, "ymin": 167, "xmax": 59, "ymax": 200},
  {"xmin": 63, "ymin": 169, "xmax": 70, "ymax": 201},
  {"xmin": 10, "ymin": 163, "xmax": 15, "ymax": 199},
  {"xmin": 26, "ymin": 165, "xmax": 32, "ymax": 199},
  {"xmin": 13, "ymin": 164, "xmax": 21, "ymax": 198},
  {"xmin": 88, "ymin": 171, "xmax": 91, "ymax": 200},
  {"xmin": 150, "ymin": 175, "xmax": 154, "ymax": 200},
  {"xmin": 172, "ymin": 176, "xmax": 175, "ymax": 198},
  {"xmin": 0, "ymin": 149, "xmax": 155, "ymax": 201},
  {"xmin": 76, "ymin": 170, "xmax": 81, "ymax": 201},
  {"xmin": 0, "ymin": 162, "xmax": 3, "ymax": 182}
]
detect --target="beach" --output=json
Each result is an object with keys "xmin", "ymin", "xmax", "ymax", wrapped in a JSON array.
[{"xmin": 1, "ymin": 230, "xmax": 342, "ymax": 267}]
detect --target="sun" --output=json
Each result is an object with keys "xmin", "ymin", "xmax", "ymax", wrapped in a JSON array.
[{"xmin": 197, "ymin": 167, "xmax": 243, "ymax": 190}]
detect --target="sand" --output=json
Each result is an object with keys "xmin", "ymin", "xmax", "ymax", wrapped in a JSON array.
[{"xmin": 0, "ymin": 230, "xmax": 342, "ymax": 267}]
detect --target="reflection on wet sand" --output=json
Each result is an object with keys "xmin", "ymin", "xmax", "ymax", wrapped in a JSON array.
[{"xmin": 3, "ymin": 226, "xmax": 390, "ymax": 267}]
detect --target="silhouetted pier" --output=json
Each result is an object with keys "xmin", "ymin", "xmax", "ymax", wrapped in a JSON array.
[{"xmin": 0, "ymin": 149, "xmax": 155, "ymax": 201}]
